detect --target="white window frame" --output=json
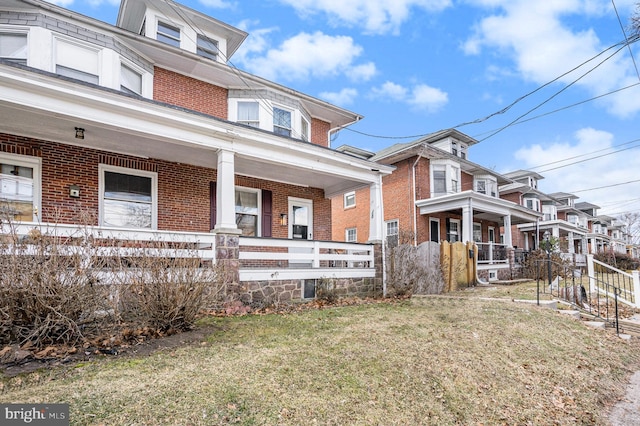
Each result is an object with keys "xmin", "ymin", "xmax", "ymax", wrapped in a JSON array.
[
  {"xmin": 54, "ymin": 36, "xmax": 100, "ymax": 85},
  {"xmin": 120, "ymin": 61, "xmax": 143, "ymax": 95},
  {"xmin": 237, "ymin": 101, "xmax": 260, "ymax": 127},
  {"xmin": 448, "ymin": 219, "xmax": 460, "ymax": 243},
  {"xmin": 385, "ymin": 219, "xmax": 399, "ymax": 246},
  {"xmin": 344, "ymin": 191, "xmax": 356, "ymax": 209},
  {"xmin": 156, "ymin": 20, "xmax": 181, "ymax": 48},
  {"xmin": 0, "ymin": 31, "xmax": 28, "ymax": 65},
  {"xmin": 431, "ymin": 159, "xmax": 461, "ymax": 197},
  {"xmin": 98, "ymin": 164, "xmax": 158, "ymax": 229},
  {"xmin": 473, "ymin": 222, "xmax": 482, "ymax": 243},
  {"xmin": 273, "ymin": 105, "xmax": 292, "ymax": 137},
  {"xmin": 345, "ymin": 227, "xmax": 357, "ymax": 242},
  {"xmin": 301, "ymin": 117, "xmax": 310, "ymax": 142},
  {"xmin": 235, "ymin": 186, "xmax": 262, "ymax": 237},
  {"xmin": 0, "ymin": 152, "xmax": 41, "ymax": 222},
  {"xmin": 196, "ymin": 34, "xmax": 219, "ymax": 61}
]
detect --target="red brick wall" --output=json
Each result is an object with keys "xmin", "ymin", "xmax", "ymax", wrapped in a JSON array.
[
  {"xmin": 500, "ymin": 192, "xmax": 521, "ymax": 205},
  {"xmin": 0, "ymin": 133, "xmax": 330, "ymax": 238},
  {"xmin": 311, "ymin": 118, "xmax": 330, "ymax": 148},
  {"xmin": 331, "ymin": 187, "xmax": 370, "ymax": 242},
  {"xmin": 153, "ymin": 67, "xmax": 228, "ymax": 119},
  {"xmin": 461, "ymin": 171, "xmax": 474, "ymax": 192}
]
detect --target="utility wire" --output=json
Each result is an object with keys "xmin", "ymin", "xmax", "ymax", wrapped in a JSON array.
[
  {"xmin": 535, "ymin": 141, "xmax": 640, "ymax": 173},
  {"xmin": 612, "ymin": 0, "xmax": 640, "ymax": 81},
  {"xmin": 526, "ymin": 137, "xmax": 640, "ymax": 170},
  {"xmin": 569, "ymin": 178, "xmax": 640, "ymax": 193}
]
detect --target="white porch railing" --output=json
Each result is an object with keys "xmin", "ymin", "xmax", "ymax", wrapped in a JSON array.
[
  {"xmin": 476, "ymin": 242, "xmax": 509, "ymax": 265},
  {"xmin": 238, "ymin": 237, "xmax": 376, "ymax": 281},
  {"xmin": 1, "ymin": 222, "xmax": 216, "ymax": 260},
  {"xmin": 587, "ymin": 254, "xmax": 640, "ymax": 308}
]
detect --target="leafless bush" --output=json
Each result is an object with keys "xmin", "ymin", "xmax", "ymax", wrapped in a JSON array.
[
  {"xmin": 316, "ymin": 277, "xmax": 339, "ymax": 303},
  {"xmin": 1, "ymin": 213, "xmax": 228, "ymax": 348},
  {"xmin": 386, "ymin": 232, "xmax": 444, "ymax": 297},
  {"xmin": 520, "ymin": 250, "xmax": 573, "ymax": 280},
  {"xmin": 114, "ymin": 250, "xmax": 225, "ymax": 333},
  {"xmin": 0, "ymin": 220, "xmax": 111, "ymax": 347}
]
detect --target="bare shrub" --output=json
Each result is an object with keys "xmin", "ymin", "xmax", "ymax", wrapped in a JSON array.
[
  {"xmin": 114, "ymin": 247, "xmax": 225, "ymax": 333},
  {"xmin": 520, "ymin": 250, "xmax": 573, "ymax": 280},
  {"xmin": 0, "ymin": 220, "xmax": 111, "ymax": 347},
  {"xmin": 386, "ymin": 231, "xmax": 444, "ymax": 296},
  {"xmin": 316, "ymin": 277, "xmax": 339, "ymax": 303}
]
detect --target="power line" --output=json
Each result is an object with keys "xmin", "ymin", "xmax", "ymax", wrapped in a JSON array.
[
  {"xmin": 528, "ymin": 137, "xmax": 640, "ymax": 170},
  {"xmin": 612, "ymin": 0, "xmax": 640, "ymax": 81},
  {"xmin": 535, "ymin": 141, "xmax": 640, "ymax": 173},
  {"xmin": 569, "ymin": 178, "xmax": 640, "ymax": 193}
]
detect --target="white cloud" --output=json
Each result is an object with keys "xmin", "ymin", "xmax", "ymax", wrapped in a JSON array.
[
  {"xmin": 370, "ymin": 81, "xmax": 448, "ymax": 112},
  {"xmin": 513, "ymin": 127, "xmax": 640, "ymax": 215},
  {"xmin": 320, "ymin": 88, "xmax": 359, "ymax": 106},
  {"xmin": 236, "ymin": 31, "xmax": 372, "ymax": 83},
  {"xmin": 277, "ymin": 0, "xmax": 452, "ymax": 35},
  {"xmin": 198, "ymin": 0, "xmax": 235, "ymax": 8},
  {"xmin": 463, "ymin": 0, "xmax": 640, "ymax": 117}
]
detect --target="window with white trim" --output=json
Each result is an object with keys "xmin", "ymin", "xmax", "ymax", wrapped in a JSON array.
[
  {"xmin": 197, "ymin": 34, "xmax": 219, "ymax": 61},
  {"xmin": 346, "ymin": 227, "xmax": 357, "ymax": 242},
  {"xmin": 0, "ymin": 153, "xmax": 40, "ymax": 222},
  {"xmin": 55, "ymin": 39, "xmax": 99, "ymax": 84},
  {"xmin": 301, "ymin": 117, "xmax": 310, "ymax": 142},
  {"xmin": 235, "ymin": 187, "xmax": 260, "ymax": 236},
  {"xmin": 237, "ymin": 102, "xmax": 259, "ymax": 127},
  {"xmin": 386, "ymin": 219, "xmax": 399, "ymax": 247},
  {"xmin": 433, "ymin": 165, "xmax": 446, "ymax": 196},
  {"xmin": 100, "ymin": 165, "xmax": 157, "ymax": 229},
  {"xmin": 475, "ymin": 176, "xmax": 497, "ymax": 197},
  {"xmin": 0, "ymin": 32, "xmax": 27, "ymax": 65},
  {"xmin": 447, "ymin": 219, "xmax": 460, "ymax": 242},
  {"xmin": 431, "ymin": 160, "xmax": 461, "ymax": 197},
  {"xmin": 344, "ymin": 191, "xmax": 355, "ymax": 208},
  {"xmin": 120, "ymin": 63, "xmax": 142, "ymax": 95},
  {"xmin": 473, "ymin": 222, "xmax": 482, "ymax": 242},
  {"xmin": 157, "ymin": 21, "xmax": 180, "ymax": 47},
  {"xmin": 273, "ymin": 107, "xmax": 292, "ymax": 137}
]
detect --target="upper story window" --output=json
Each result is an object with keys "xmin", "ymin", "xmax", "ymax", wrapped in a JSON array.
[
  {"xmin": 0, "ymin": 32, "xmax": 27, "ymax": 65},
  {"xmin": 157, "ymin": 21, "xmax": 181, "ymax": 48},
  {"xmin": 301, "ymin": 117, "xmax": 310, "ymax": 142},
  {"xmin": 273, "ymin": 107, "xmax": 292, "ymax": 137},
  {"xmin": 475, "ymin": 177, "xmax": 497, "ymax": 197},
  {"xmin": 431, "ymin": 160, "xmax": 460, "ymax": 197},
  {"xmin": 450, "ymin": 140, "xmax": 467, "ymax": 159},
  {"xmin": 237, "ymin": 102, "xmax": 259, "ymax": 127},
  {"xmin": 344, "ymin": 191, "xmax": 355, "ymax": 208},
  {"xmin": 55, "ymin": 38, "xmax": 99, "ymax": 84},
  {"xmin": 451, "ymin": 142, "xmax": 458, "ymax": 157},
  {"xmin": 120, "ymin": 63, "xmax": 142, "ymax": 95},
  {"xmin": 197, "ymin": 34, "xmax": 219, "ymax": 61}
]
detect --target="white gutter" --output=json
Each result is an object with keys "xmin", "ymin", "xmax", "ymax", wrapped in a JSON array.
[{"xmin": 327, "ymin": 116, "xmax": 362, "ymax": 149}]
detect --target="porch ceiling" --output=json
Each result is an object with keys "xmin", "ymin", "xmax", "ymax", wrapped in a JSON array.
[
  {"xmin": 0, "ymin": 66, "xmax": 389, "ymax": 197},
  {"xmin": 416, "ymin": 191, "xmax": 542, "ymax": 224}
]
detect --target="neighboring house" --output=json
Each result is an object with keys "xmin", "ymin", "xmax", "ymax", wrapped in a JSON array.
[
  {"xmin": 0, "ymin": 0, "xmax": 394, "ymax": 302},
  {"xmin": 332, "ymin": 129, "xmax": 542, "ymax": 281}
]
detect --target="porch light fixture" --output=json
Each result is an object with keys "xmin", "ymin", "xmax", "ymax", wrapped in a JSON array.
[
  {"xmin": 280, "ymin": 213, "xmax": 288, "ymax": 226},
  {"xmin": 75, "ymin": 127, "xmax": 85, "ymax": 139}
]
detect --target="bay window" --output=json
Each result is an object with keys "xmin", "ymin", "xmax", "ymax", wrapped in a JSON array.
[
  {"xmin": 0, "ymin": 32, "xmax": 27, "ymax": 65},
  {"xmin": 238, "ymin": 102, "xmax": 259, "ymax": 127},
  {"xmin": 431, "ymin": 160, "xmax": 461, "ymax": 197},
  {"xmin": 273, "ymin": 107, "xmax": 292, "ymax": 137}
]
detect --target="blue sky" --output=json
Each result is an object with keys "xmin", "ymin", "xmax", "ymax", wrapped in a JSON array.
[{"xmin": 53, "ymin": 0, "xmax": 640, "ymax": 220}]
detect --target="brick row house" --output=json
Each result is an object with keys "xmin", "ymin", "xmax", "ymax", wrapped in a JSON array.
[
  {"xmin": 332, "ymin": 129, "xmax": 542, "ymax": 282},
  {"xmin": 0, "ymin": 0, "xmax": 394, "ymax": 303}
]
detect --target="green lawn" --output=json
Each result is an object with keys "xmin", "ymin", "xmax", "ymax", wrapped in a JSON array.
[{"xmin": 2, "ymin": 294, "xmax": 640, "ymax": 425}]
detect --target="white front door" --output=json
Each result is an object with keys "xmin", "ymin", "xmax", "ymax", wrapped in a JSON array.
[{"xmin": 289, "ymin": 198, "xmax": 313, "ymax": 240}]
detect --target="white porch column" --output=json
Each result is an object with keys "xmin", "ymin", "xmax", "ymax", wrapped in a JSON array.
[
  {"xmin": 552, "ymin": 226, "xmax": 560, "ymax": 239},
  {"xmin": 524, "ymin": 232, "xmax": 530, "ymax": 251},
  {"xmin": 503, "ymin": 215, "xmax": 512, "ymax": 247},
  {"xmin": 590, "ymin": 237, "xmax": 597, "ymax": 254},
  {"xmin": 462, "ymin": 201, "xmax": 473, "ymax": 243},
  {"xmin": 368, "ymin": 176, "xmax": 384, "ymax": 243},
  {"xmin": 568, "ymin": 232, "xmax": 575, "ymax": 254},
  {"xmin": 214, "ymin": 149, "xmax": 238, "ymax": 232}
]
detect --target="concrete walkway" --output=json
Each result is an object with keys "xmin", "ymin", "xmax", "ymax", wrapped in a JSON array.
[{"xmin": 609, "ymin": 371, "xmax": 640, "ymax": 426}]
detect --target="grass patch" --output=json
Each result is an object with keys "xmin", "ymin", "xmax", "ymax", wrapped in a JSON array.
[{"xmin": 2, "ymin": 299, "xmax": 639, "ymax": 425}]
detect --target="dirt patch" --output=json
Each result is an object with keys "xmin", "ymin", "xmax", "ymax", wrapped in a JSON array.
[{"xmin": 0, "ymin": 323, "xmax": 220, "ymax": 378}]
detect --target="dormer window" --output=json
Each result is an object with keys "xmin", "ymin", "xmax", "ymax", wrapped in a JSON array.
[
  {"xmin": 197, "ymin": 34, "xmax": 219, "ymax": 61},
  {"xmin": 157, "ymin": 21, "xmax": 180, "ymax": 47},
  {"xmin": 0, "ymin": 33, "xmax": 27, "ymax": 65},
  {"xmin": 452, "ymin": 142, "xmax": 458, "ymax": 156}
]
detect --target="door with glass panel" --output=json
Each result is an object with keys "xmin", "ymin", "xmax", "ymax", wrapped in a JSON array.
[{"xmin": 288, "ymin": 198, "xmax": 313, "ymax": 266}]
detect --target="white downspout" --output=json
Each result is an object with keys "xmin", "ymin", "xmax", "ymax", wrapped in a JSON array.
[
  {"xmin": 327, "ymin": 116, "xmax": 362, "ymax": 148},
  {"xmin": 411, "ymin": 153, "xmax": 423, "ymax": 247},
  {"xmin": 379, "ymin": 172, "xmax": 387, "ymax": 297}
]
